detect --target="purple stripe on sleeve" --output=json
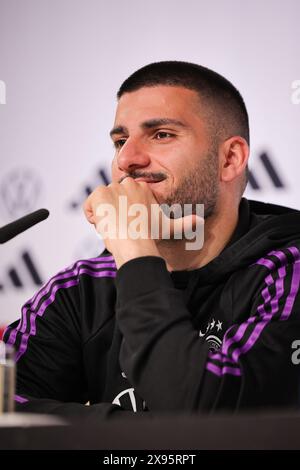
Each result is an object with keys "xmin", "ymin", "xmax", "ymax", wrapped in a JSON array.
[
  {"xmin": 206, "ymin": 362, "xmax": 241, "ymax": 377},
  {"xmin": 269, "ymin": 250, "xmax": 287, "ymax": 264},
  {"xmin": 6, "ymin": 262, "xmax": 117, "ymax": 361},
  {"xmin": 17, "ymin": 263, "xmax": 116, "ymax": 334},
  {"xmin": 7, "ymin": 259, "xmax": 116, "ymax": 346},
  {"xmin": 15, "ymin": 279, "xmax": 79, "ymax": 361},
  {"xmin": 25, "ymin": 260, "xmax": 116, "ymax": 321},
  {"xmin": 231, "ymin": 320, "xmax": 268, "ymax": 362},
  {"xmin": 281, "ymin": 258, "xmax": 300, "ymax": 321},
  {"xmin": 207, "ymin": 351, "xmax": 237, "ymax": 365},
  {"xmin": 223, "ymin": 251, "xmax": 287, "ymax": 356},
  {"xmin": 288, "ymin": 246, "xmax": 300, "ymax": 261},
  {"xmin": 224, "ymin": 254, "xmax": 288, "ymax": 363},
  {"xmin": 257, "ymin": 267, "xmax": 285, "ymax": 317},
  {"xmin": 222, "ymin": 322, "xmax": 249, "ymax": 356},
  {"xmin": 14, "ymin": 395, "xmax": 28, "ymax": 403},
  {"xmin": 255, "ymin": 258, "xmax": 275, "ymax": 270},
  {"xmin": 206, "ymin": 349, "xmax": 242, "ymax": 375},
  {"xmin": 206, "ymin": 247, "xmax": 300, "ymax": 377},
  {"xmin": 27, "ymin": 256, "xmax": 115, "ymax": 314}
]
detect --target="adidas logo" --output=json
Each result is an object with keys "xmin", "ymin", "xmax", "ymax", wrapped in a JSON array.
[
  {"xmin": 248, "ymin": 152, "xmax": 285, "ymax": 190},
  {"xmin": 69, "ymin": 154, "xmax": 285, "ymax": 210},
  {"xmin": 0, "ymin": 250, "xmax": 43, "ymax": 292},
  {"xmin": 70, "ymin": 167, "xmax": 111, "ymax": 210}
]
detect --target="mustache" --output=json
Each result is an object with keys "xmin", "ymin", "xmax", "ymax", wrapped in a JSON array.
[{"xmin": 118, "ymin": 172, "xmax": 167, "ymax": 184}]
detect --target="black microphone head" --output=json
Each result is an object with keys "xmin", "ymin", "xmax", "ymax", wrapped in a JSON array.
[{"xmin": 0, "ymin": 209, "xmax": 50, "ymax": 244}]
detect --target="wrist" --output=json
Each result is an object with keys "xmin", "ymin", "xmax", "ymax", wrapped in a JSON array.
[{"xmin": 111, "ymin": 239, "xmax": 161, "ymax": 269}]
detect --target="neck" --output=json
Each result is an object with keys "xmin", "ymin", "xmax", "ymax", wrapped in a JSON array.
[{"xmin": 156, "ymin": 202, "xmax": 239, "ymax": 272}]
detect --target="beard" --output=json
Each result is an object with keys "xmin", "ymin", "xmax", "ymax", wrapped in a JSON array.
[
  {"xmin": 122, "ymin": 146, "xmax": 219, "ymax": 220},
  {"xmin": 162, "ymin": 148, "xmax": 219, "ymax": 219}
]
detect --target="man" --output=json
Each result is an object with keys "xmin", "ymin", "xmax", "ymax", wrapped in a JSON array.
[{"xmin": 4, "ymin": 61, "xmax": 300, "ymax": 417}]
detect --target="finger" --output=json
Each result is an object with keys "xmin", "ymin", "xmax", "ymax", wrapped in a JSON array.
[
  {"xmin": 83, "ymin": 185, "xmax": 107, "ymax": 225},
  {"xmin": 120, "ymin": 176, "xmax": 134, "ymax": 185},
  {"xmin": 83, "ymin": 196, "xmax": 96, "ymax": 225}
]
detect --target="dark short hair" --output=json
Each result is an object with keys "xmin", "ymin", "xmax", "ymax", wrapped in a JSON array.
[{"xmin": 117, "ymin": 61, "xmax": 250, "ymax": 146}]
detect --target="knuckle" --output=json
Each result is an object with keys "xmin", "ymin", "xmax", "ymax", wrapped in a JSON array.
[{"xmin": 122, "ymin": 177, "xmax": 133, "ymax": 185}]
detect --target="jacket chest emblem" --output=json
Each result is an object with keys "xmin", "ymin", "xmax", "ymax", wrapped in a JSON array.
[{"xmin": 199, "ymin": 317, "xmax": 223, "ymax": 351}]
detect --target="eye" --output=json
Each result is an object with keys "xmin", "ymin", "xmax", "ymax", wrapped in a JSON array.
[
  {"xmin": 155, "ymin": 131, "xmax": 174, "ymax": 140},
  {"xmin": 113, "ymin": 139, "xmax": 127, "ymax": 149}
]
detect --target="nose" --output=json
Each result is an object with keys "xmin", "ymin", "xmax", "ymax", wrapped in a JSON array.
[{"xmin": 117, "ymin": 138, "xmax": 151, "ymax": 173}]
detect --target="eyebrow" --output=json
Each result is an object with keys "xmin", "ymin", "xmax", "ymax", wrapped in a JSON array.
[{"xmin": 109, "ymin": 118, "xmax": 188, "ymax": 138}]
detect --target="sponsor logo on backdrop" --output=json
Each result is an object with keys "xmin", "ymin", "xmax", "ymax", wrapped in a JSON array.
[
  {"xmin": 0, "ymin": 168, "xmax": 42, "ymax": 219},
  {"xmin": 0, "ymin": 250, "xmax": 44, "ymax": 292},
  {"xmin": 70, "ymin": 167, "xmax": 110, "ymax": 210},
  {"xmin": 70, "ymin": 154, "xmax": 286, "ymax": 212},
  {"xmin": 248, "ymin": 152, "xmax": 285, "ymax": 191},
  {"xmin": 0, "ymin": 80, "xmax": 6, "ymax": 105},
  {"xmin": 291, "ymin": 80, "xmax": 300, "ymax": 105}
]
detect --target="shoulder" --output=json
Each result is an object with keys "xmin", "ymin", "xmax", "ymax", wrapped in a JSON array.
[
  {"xmin": 3, "ymin": 252, "xmax": 117, "ymax": 355},
  {"xmin": 59, "ymin": 252, "xmax": 117, "ymax": 284},
  {"xmin": 252, "ymin": 243, "xmax": 300, "ymax": 272},
  {"xmin": 22, "ymin": 251, "xmax": 117, "ymax": 315}
]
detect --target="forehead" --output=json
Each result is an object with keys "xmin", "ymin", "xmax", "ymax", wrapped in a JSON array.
[{"xmin": 114, "ymin": 85, "xmax": 203, "ymax": 125}]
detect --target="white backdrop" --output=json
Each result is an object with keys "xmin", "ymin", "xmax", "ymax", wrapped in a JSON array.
[{"xmin": 0, "ymin": 0, "xmax": 299, "ymax": 328}]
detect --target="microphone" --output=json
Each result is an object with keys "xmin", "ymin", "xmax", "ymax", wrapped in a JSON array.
[{"xmin": 0, "ymin": 209, "xmax": 50, "ymax": 244}]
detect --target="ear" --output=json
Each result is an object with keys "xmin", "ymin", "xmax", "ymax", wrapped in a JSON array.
[{"xmin": 219, "ymin": 136, "xmax": 249, "ymax": 183}]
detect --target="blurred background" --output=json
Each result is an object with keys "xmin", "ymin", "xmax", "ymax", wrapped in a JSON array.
[{"xmin": 0, "ymin": 0, "xmax": 299, "ymax": 329}]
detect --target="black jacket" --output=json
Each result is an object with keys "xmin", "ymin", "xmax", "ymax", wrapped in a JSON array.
[{"xmin": 4, "ymin": 198, "xmax": 300, "ymax": 418}]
